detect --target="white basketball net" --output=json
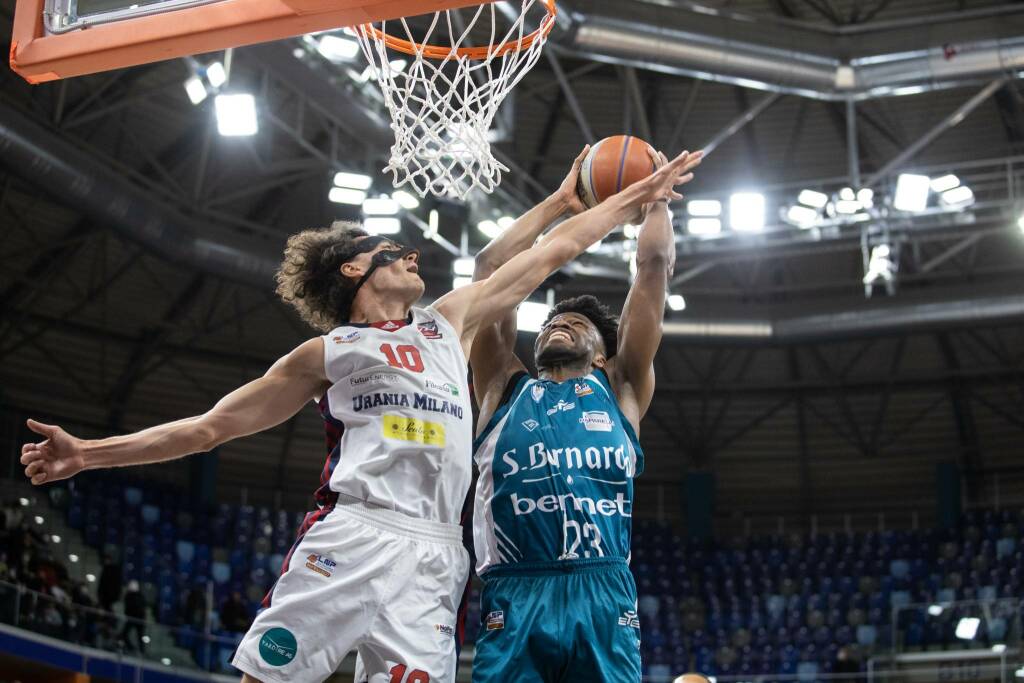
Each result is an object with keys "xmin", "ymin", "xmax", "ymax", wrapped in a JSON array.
[{"xmin": 355, "ymin": 1, "xmax": 554, "ymax": 199}]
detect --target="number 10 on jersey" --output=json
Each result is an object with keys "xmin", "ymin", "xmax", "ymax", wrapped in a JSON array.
[{"xmin": 380, "ymin": 344, "xmax": 425, "ymax": 373}]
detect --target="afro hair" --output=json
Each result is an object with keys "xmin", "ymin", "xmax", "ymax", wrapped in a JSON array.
[{"xmin": 542, "ymin": 295, "xmax": 619, "ymax": 359}]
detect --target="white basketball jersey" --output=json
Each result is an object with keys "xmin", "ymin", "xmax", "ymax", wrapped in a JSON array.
[{"xmin": 315, "ymin": 306, "xmax": 473, "ymax": 525}]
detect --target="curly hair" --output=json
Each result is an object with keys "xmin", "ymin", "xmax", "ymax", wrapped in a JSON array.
[
  {"xmin": 275, "ymin": 221, "xmax": 369, "ymax": 332},
  {"xmin": 543, "ymin": 295, "xmax": 620, "ymax": 358}
]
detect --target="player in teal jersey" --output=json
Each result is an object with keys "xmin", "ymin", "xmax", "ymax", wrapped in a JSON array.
[{"xmin": 469, "ymin": 147, "xmax": 703, "ymax": 681}]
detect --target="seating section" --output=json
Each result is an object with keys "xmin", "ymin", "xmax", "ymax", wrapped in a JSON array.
[{"xmin": 52, "ymin": 473, "xmax": 1024, "ymax": 677}]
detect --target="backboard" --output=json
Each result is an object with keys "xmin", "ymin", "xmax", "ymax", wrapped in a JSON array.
[{"xmin": 10, "ymin": 0, "xmax": 493, "ymax": 83}]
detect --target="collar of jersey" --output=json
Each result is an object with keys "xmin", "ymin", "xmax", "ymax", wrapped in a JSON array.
[
  {"xmin": 535, "ymin": 369, "xmax": 604, "ymax": 385},
  {"xmin": 347, "ymin": 313, "xmax": 413, "ymax": 330}
]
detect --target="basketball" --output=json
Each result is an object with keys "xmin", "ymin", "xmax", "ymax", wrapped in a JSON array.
[{"xmin": 576, "ymin": 135, "xmax": 658, "ymax": 209}]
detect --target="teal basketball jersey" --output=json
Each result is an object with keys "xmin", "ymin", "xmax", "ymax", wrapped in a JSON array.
[{"xmin": 472, "ymin": 370, "xmax": 644, "ymax": 574}]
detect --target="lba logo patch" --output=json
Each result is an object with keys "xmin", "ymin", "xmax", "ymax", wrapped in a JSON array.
[
  {"xmin": 486, "ymin": 610, "xmax": 505, "ymax": 631},
  {"xmin": 418, "ymin": 320, "xmax": 443, "ymax": 340},
  {"xmin": 305, "ymin": 553, "xmax": 336, "ymax": 578},
  {"xmin": 574, "ymin": 382, "xmax": 594, "ymax": 397},
  {"xmin": 580, "ymin": 411, "xmax": 614, "ymax": 432},
  {"xmin": 332, "ymin": 330, "xmax": 360, "ymax": 344}
]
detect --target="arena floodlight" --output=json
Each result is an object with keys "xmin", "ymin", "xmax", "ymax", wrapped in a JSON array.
[
  {"xmin": 623, "ymin": 224, "xmax": 640, "ymax": 239},
  {"xmin": 787, "ymin": 205, "xmax": 819, "ymax": 227},
  {"xmin": 857, "ymin": 188, "xmax": 875, "ymax": 208},
  {"xmin": 894, "ymin": 173, "xmax": 930, "ymax": 212},
  {"xmin": 161, "ymin": 658, "xmax": 172, "ymax": 666},
  {"xmin": 928, "ymin": 604, "xmax": 944, "ymax": 616},
  {"xmin": 836, "ymin": 199, "xmax": 861, "ymax": 214},
  {"xmin": 1015, "ymin": 665, "xmax": 1024, "ymax": 678},
  {"xmin": 452, "ymin": 257, "xmax": 475, "ymax": 277},
  {"xmin": 214, "ymin": 94, "xmax": 258, "ymax": 136},
  {"xmin": 86, "ymin": 573, "xmax": 96, "ymax": 582},
  {"xmin": 328, "ymin": 187, "xmax": 366, "ymax": 205},
  {"xmin": 426, "ymin": 209, "xmax": 440, "ymax": 238},
  {"xmin": 452, "ymin": 276, "xmax": 473, "ymax": 289},
  {"xmin": 392, "ymin": 190, "xmax": 420, "ymax": 210},
  {"xmin": 478, "ymin": 220, "xmax": 502, "ymax": 238},
  {"xmin": 729, "ymin": 192, "xmax": 766, "ymax": 232},
  {"xmin": 687, "ymin": 218, "xmax": 722, "ymax": 236},
  {"xmin": 18, "ymin": 497, "xmax": 28, "ymax": 506},
  {"xmin": 955, "ymin": 617, "xmax": 980, "ymax": 640},
  {"xmin": 798, "ymin": 189, "xmax": 828, "ymax": 209},
  {"xmin": 517, "ymin": 301, "xmax": 551, "ymax": 332},
  {"xmin": 317, "ymin": 34, "xmax": 360, "ymax": 61},
  {"xmin": 667, "ymin": 294, "xmax": 687, "ymax": 311},
  {"xmin": 51, "ymin": 534, "xmax": 61, "ymax": 543},
  {"xmin": 68, "ymin": 553, "xmax": 79, "ymax": 563},
  {"xmin": 863, "ymin": 244, "xmax": 895, "ymax": 285},
  {"xmin": 363, "ymin": 217, "xmax": 402, "ymax": 235},
  {"xmin": 34, "ymin": 515, "xmax": 43, "ymax": 524},
  {"xmin": 184, "ymin": 76, "xmax": 208, "ymax": 105},
  {"xmin": 205, "ymin": 61, "xmax": 228, "ymax": 88},
  {"xmin": 687, "ymin": 199, "xmax": 722, "ymax": 217},
  {"xmin": 941, "ymin": 186, "xmax": 974, "ymax": 206},
  {"xmin": 497, "ymin": 216, "xmax": 516, "ymax": 229},
  {"xmin": 333, "ymin": 171, "xmax": 373, "ymax": 190},
  {"xmin": 363, "ymin": 196, "xmax": 400, "ymax": 215},
  {"xmin": 839, "ymin": 187, "xmax": 855, "ymax": 201},
  {"xmin": 993, "ymin": 644, "xmax": 1007, "ymax": 653},
  {"xmin": 931, "ymin": 174, "xmax": 961, "ymax": 193}
]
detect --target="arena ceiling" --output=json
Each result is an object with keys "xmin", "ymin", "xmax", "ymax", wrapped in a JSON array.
[{"xmin": 1, "ymin": 0, "xmax": 1023, "ymax": 531}]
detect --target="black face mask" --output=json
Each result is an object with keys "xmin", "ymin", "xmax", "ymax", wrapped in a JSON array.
[{"xmin": 338, "ymin": 237, "xmax": 419, "ymax": 321}]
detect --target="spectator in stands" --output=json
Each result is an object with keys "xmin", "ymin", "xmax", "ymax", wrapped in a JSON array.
[
  {"xmin": 71, "ymin": 580, "xmax": 98, "ymax": 646},
  {"xmin": 97, "ymin": 554, "xmax": 122, "ymax": 612},
  {"xmin": 220, "ymin": 590, "xmax": 250, "ymax": 633},
  {"xmin": 121, "ymin": 580, "xmax": 147, "ymax": 653},
  {"xmin": 183, "ymin": 586, "xmax": 207, "ymax": 631}
]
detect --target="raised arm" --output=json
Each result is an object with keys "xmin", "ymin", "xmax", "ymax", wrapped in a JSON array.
[
  {"xmin": 470, "ymin": 147, "xmax": 589, "ymax": 419},
  {"xmin": 20, "ymin": 338, "xmax": 329, "ymax": 485},
  {"xmin": 437, "ymin": 149, "xmax": 698, "ymax": 355},
  {"xmin": 610, "ymin": 150, "xmax": 702, "ymax": 430}
]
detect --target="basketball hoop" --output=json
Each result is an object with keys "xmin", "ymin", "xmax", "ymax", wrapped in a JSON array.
[{"xmin": 354, "ymin": 1, "xmax": 557, "ymax": 199}]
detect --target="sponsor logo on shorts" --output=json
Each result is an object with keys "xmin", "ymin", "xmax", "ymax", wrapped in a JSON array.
[
  {"xmin": 350, "ymin": 372, "xmax": 401, "ymax": 388},
  {"xmin": 305, "ymin": 553, "xmax": 336, "ymax": 578},
  {"xmin": 546, "ymin": 400, "xmax": 575, "ymax": 416},
  {"xmin": 383, "ymin": 415, "xmax": 446, "ymax": 447},
  {"xmin": 574, "ymin": 382, "xmax": 594, "ymax": 397},
  {"xmin": 618, "ymin": 610, "xmax": 640, "ymax": 629},
  {"xmin": 418, "ymin": 320, "xmax": 443, "ymax": 340},
  {"xmin": 258, "ymin": 627, "xmax": 297, "ymax": 666},
  {"xmin": 485, "ymin": 611, "xmax": 505, "ymax": 631},
  {"xmin": 531, "ymin": 385, "xmax": 545, "ymax": 402},
  {"xmin": 580, "ymin": 410, "xmax": 614, "ymax": 432},
  {"xmin": 332, "ymin": 331, "xmax": 361, "ymax": 344},
  {"xmin": 434, "ymin": 623, "xmax": 455, "ymax": 637},
  {"xmin": 521, "ymin": 419, "xmax": 540, "ymax": 432}
]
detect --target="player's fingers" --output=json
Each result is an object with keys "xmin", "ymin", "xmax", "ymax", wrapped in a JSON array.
[
  {"xmin": 573, "ymin": 145, "xmax": 591, "ymax": 167},
  {"xmin": 25, "ymin": 460, "xmax": 45, "ymax": 477},
  {"xmin": 26, "ymin": 419, "xmax": 57, "ymax": 438},
  {"xmin": 20, "ymin": 449, "xmax": 44, "ymax": 466},
  {"xmin": 22, "ymin": 441, "xmax": 40, "ymax": 456},
  {"xmin": 31, "ymin": 471, "xmax": 48, "ymax": 486},
  {"xmin": 674, "ymin": 172, "xmax": 695, "ymax": 186}
]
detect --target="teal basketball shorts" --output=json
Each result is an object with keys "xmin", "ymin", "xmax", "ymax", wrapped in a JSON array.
[{"xmin": 472, "ymin": 558, "xmax": 642, "ymax": 683}]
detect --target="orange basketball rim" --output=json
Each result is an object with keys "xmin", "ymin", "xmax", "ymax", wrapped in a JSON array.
[{"xmin": 9, "ymin": 0, "xmax": 503, "ymax": 84}]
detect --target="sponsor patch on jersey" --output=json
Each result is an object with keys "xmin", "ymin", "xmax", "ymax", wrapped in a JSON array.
[
  {"xmin": 546, "ymin": 400, "xmax": 575, "ymax": 416},
  {"xmin": 304, "ymin": 553, "xmax": 336, "ymax": 578},
  {"xmin": 332, "ymin": 330, "xmax": 360, "ymax": 344},
  {"xmin": 618, "ymin": 610, "xmax": 641, "ymax": 629},
  {"xmin": 574, "ymin": 382, "xmax": 594, "ymax": 397},
  {"xmin": 580, "ymin": 410, "xmax": 614, "ymax": 432},
  {"xmin": 434, "ymin": 623, "xmax": 455, "ymax": 637},
  {"xmin": 258, "ymin": 627, "xmax": 297, "ymax": 666},
  {"xmin": 350, "ymin": 372, "xmax": 401, "ymax": 388},
  {"xmin": 383, "ymin": 415, "xmax": 446, "ymax": 447},
  {"xmin": 426, "ymin": 379, "xmax": 460, "ymax": 397},
  {"xmin": 531, "ymin": 385, "xmax": 545, "ymax": 402},
  {"xmin": 486, "ymin": 611, "xmax": 505, "ymax": 631},
  {"xmin": 417, "ymin": 320, "xmax": 443, "ymax": 340},
  {"xmin": 522, "ymin": 419, "xmax": 540, "ymax": 432}
]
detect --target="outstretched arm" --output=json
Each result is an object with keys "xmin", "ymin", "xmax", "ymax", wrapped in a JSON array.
[
  {"xmin": 610, "ymin": 151, "xmax": 702, "ymax": 431},
  {"xmin": 436, "ymin": 150, "xmax": 699, "ymax": 357},
  {"xmin": 470, "ymin": 146, "xmax": 589, "ymax": 420},
  {"xmin": 20, "ymin": 338, "xmax": 329, "ymax": 485}
]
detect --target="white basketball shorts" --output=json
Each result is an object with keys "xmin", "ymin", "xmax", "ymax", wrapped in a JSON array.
[{"xmin": 231, "ymin": 496, "xmax": 471, "ymax": 683}]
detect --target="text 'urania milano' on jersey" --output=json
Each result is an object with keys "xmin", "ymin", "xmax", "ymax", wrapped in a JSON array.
[
  {"xmin": 316, "ymin": 307, "xmax": 473, "ymax": 526},
  {"xmin": 473, "ymin": 371, "xmax": 644, "ymax": 574}
]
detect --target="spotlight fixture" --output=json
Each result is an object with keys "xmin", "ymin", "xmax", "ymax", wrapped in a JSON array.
[
  {"xmin": 316, "ymin": 34, "xmax": 360, "ymax": 61},
  {"xmin": 930, "ymin": 174, "xmax": 961, "ymax": 193},
  {"xmin": 941, "ymin": 186, "xmax": 974, "ymax": 206},
  {"xmin": 729, "ymin": 193, "xmax": 766, "ymax": 232},
  {"xmin": 214, "ymin": 94, "xmax": 258, "ymax": 136},
  {"xmin": 798, "ymin": 190, "xmax": 828, "ymax": 209},
  {"xmin": 184, "ymin": 76, "xmax": 208, "ymax": 105},
  {"xmin": 478, "ymin": 220, "xmax": 502, "ymax": 239},
  {"xmin": 955, "ymin": 617, "xmax": 980, "ymax": 640},
  {"xmin": 894, "ymin": 174, "xmax": 930, "ymax": 212},
  {"xmin": 363, "ymin": 217, "xmax": 401, "ymax": 235},
  {"xmin": 452, "ymin": 257, "xmax": 475, "ymax": 277},
  {"xmin": 392, "ymin": 190, "xmax": 419, "ymax": 210},
  {"xmin": 687, "ymin": 199, "xmax": 722, "ymax": 217},
  {"xmin": 452, "ymin": 276, "xmax": 473, "ymax": 289},
  {"xmin": 362, "ymin": 196, "xmax": 400, "ymax": 215},
  {"xmin": 667, "ymin": 294, "xmax": 686, "ymax": 311},
  {"xmin": 687, "ymin": 218, "xmax": 722, "ymax": 236},
  {"xmin": 328, "ymin": 187, "xmax": 366, "ymax": 205},
  {"xmin": 517, "ymin": 301, "xmax": 551, "ymax": 332},
  {"xmin": 497, "ymin": 216, "xmax": 516, "ymax": 230},
  {"xmin": 786, "ymin": 205, "xmax": 819, "ymax": 227},
  {"xmin": 205, "ymin": 61, "xmax": 227, "ymax": 88},
  {"xmin": 333, "ymin": 171, "xmax": 373, "ymax": 190},
  {"xmin": 927, "ymin": 604, "xmax": 944, "ymax": 617}
]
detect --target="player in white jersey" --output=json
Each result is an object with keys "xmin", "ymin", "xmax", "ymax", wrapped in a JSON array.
[{"xmin": 19, "ymin": 149, "xmax": 697, "ymax": 683}]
